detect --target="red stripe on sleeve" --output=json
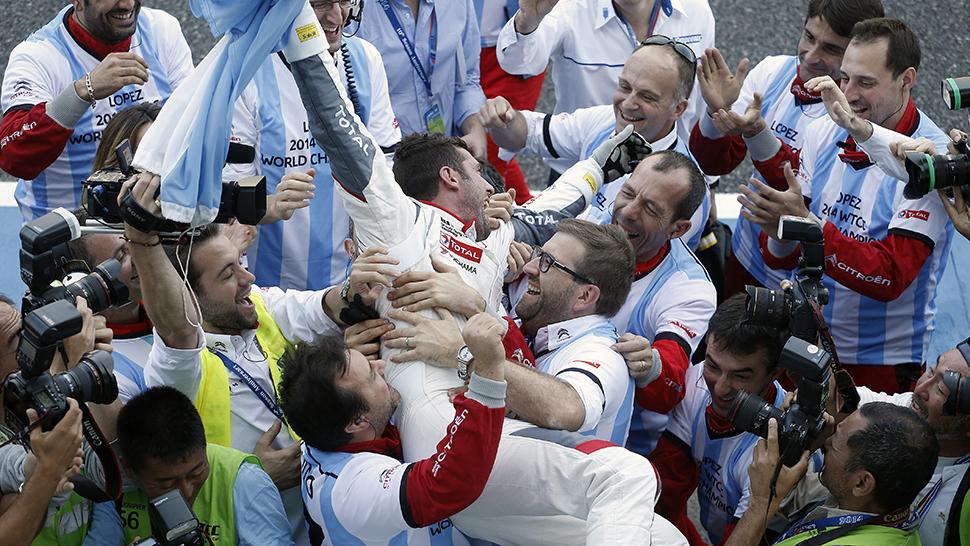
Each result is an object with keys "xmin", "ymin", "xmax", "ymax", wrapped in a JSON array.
[
  {"xmin": 689, "ymin": 122, "xmax": 749, "ymax": 176},
  {"xmin": 0, "ymin": 104, "xmax": 74, "ymax": 179},
  {"xmin": 634, "ymin": 338, "xmax": 689, "ymax": 414}
]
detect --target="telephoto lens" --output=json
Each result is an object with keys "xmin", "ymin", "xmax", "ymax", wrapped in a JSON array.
[
  {"xmin": 62, "ymin": 259, "xmax": 130, "ymax": 313},
  {"xmin": 743, "ymin": 285, "xmax": 792, "ymax": 327},
  {"xmin": 726, "ymin": 390, "xmax": 784, "ymax": 438},
  {"xmin": 903, "ymin": 151, "xmax": 970, "ymax": 199},
  {"xmin": 942, "ymin": 77, "xmax": 970, "ymax": 111},
  {"xmin": 54, "ymin": 349, "xmax": 119, "ymax": 407}
]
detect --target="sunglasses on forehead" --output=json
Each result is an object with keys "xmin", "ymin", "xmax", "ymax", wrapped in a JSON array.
[{"xmin": 640, "ymin": 34, "xmax": 697, "ymax": 66}]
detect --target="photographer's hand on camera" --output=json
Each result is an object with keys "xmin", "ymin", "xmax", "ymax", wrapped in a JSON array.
[
  {"xmin": 261, "ymin": 169, "xmax": 316, "ymax": 224},
  {"xmin": 56, "ymin": 297, "xmax": 110, "ymax": 373},
  {"xmin": 724, "ymin": 418, "xmax": 811, "ymax": 546},
  {"xmin": 0, "ymin": 400, "xmax": 83, "ymax": 546}
]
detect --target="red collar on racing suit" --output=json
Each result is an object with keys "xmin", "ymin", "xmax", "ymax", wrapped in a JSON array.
[
  {"xmin": 633, "ymin": 242, "xmax": 671, "ymax": 281},
  {"xmin": 790, "ymin": 69, "xmax": 823, "ymax": 105},
  {"xmin": 65, "ymin": 9, "xmax": 132, "ymax": 60}
]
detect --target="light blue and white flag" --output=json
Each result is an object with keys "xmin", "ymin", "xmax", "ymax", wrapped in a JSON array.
[{"xmin": 133, "ymin": 0, "xmax": 322, "ymax": 225}]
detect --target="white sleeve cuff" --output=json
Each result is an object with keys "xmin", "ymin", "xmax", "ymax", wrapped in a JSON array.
[
  {"xmin": 634, "ymin": 348, "xmax": 664, "ymax": 389},
  {"xmin": 743, "ymin": 126, "xmax": 782, "ymax": 162},
  {"xmin": 698, "ymin": 111, "xmax": 725, "ymax": 139}
]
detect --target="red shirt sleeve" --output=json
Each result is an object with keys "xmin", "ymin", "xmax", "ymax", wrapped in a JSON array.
[
  {"xmin": 649, "ymin": 432, "xmax": 707, "ymax": 546},
  {"xmin": 634, "ymin": 336, "xmax": 689, "ymax": 414},
  {"xmin": 689, "ymin": 122, "xmax": 749, "ymax": 176},
  {"xmin": 0, "ymin": 104, "xmax": 75, "ymax": 179},
  {"xmin": 758, "ymin": 231, "xmax": 800, "ymax": 271},
  {"xmin": 751, "ymin": 142, "xmax": 801, "ymax": 191},
  {"xmin": 820, "ymin": 221, "xmax": 933, "ymax": 302},
  {"xmin": 401, "ymin": 392, "xmax": 505, "ymax": 527}
]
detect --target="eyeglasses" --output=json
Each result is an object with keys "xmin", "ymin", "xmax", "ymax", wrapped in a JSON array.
[
  {"xmin": 531, "ymin": 247, "xmax": 596, "ymax": 286},
  {"xmin": 310, "ymin": 0, "xmax": 353, "ymax": 10},
  {"xmin": 640, "ymin": 34, "xmax": 697, "ymax": 66}
]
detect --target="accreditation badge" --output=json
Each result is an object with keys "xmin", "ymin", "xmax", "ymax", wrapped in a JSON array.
[{"xmin": 423, "ymin": 98, "xmax": 446, "ymax": 134}]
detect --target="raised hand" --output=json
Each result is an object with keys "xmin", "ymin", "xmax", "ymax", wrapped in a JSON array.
[
  {"xmin": 76, "ymin": 52, "xmax": 149, "ymax": 101},
  {"xmin": 698, "ymin": 48, "xmax": 750, "ymax": 114},
  {"xmin": 264, "ymin": 168, "xmax": 316, "ymax": 223},
  {"xmin": 710, "ymin": 93, "xmax": 765, "ymax": 138},
  {"xmin": 805, "ymin": 76, "xmax": 872, "ymax": 140},
  {"xmin": 590, "ymin": 125, "xmax": 652, "ymax": 183},
  {"xmin": 514, "ymin": 0, "xmax": 561, "ymax": 34}
]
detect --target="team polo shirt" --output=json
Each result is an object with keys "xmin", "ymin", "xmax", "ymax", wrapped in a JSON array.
[
  {"xmin": 794, "ymin": 114, "xmax": 953, "ymax": 366},
  {"xmin": 225, "ymin": 38, "xmax": 401, "ymax": 290},
  {"xmin": 532, "ymin": 314, "xmax": 634, "ymax": 445},
  {"xmin": 496, "ymin": 0, "xmax": 714, "ymax": 173},
  {"xmin": 667, "ymin": 363, "xmax": 786, "ymax": 544},
  {"xmin": 1, "ymin": 6, "xmax": 192, "ymax": 221},
  {"xmin": 611, "ymin": 239, "xmax": 716, "ymax": 455},
  {"xmin": 518, "ymin": 104, "xmax": 711, "ymax": 250},
  {"xmin": 710, "ymin": 55, "xmax": 829, "ymax": 290}
]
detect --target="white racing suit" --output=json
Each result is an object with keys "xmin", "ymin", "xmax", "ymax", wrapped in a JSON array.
[{"xmin": 285, "ymin": 43, "xmax": 678, "ymax": 544}]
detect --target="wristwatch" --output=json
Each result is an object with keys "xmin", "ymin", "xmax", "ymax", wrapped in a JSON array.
[
  {"xmin": 456, "ymin": 345, "xmax": 474, "ymax": 381},
  {"xmin": 339, "ymin": 283, "xmax": 352, "ymax": 304}
]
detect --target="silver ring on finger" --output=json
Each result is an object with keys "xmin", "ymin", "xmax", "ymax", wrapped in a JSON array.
[{"xmin": 406, "ymin": 337, "xmax": 413, "ymax": 349}]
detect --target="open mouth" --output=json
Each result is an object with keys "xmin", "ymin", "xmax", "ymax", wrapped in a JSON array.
[
  {"xmin": 109, "ymin": 10, "xmax": 135, "ymax": 25},
  {"xmin": 619, "ymin": 112, "xmax": 644, "ymax": 123},
  {"xmin": 237, "ymin": 292, "xmax": 254, "ymax": 311},
  {"xmin": 525, "ymin": 278, "xmax": 541, "ymax": 297}
]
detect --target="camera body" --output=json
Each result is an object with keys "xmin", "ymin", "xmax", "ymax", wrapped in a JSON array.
[
  {"xmin": 727, "ymin": 337, "xmax": 832, "ymax": 467},
  {"xmin": 3, "ymin": 300, "xmax": 118, "ymax": 432},
  {"xmin": 744, "ymin": 216, "xmax": 828, "ymax": 343},
  {"xmin": 131, "ymin": 490, "xmax": 204, "ymax": 546},
  {"xmin": 901, "ymin": 76, "xmax": 970, "ymax": 199},
  {"xmin": 83, "ymin": 140, "xmax": 267, "ymax": 228}
]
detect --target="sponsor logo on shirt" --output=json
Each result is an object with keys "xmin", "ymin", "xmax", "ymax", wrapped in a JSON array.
[
  {"xmin": 431, "ymin": 408, "xmax": 469, "ymax": 477},
  {"xmin": 379, "ymin": 467, "xmax": 395, "ymax": 489},
  {"xmin": 676, "ymin": 33, "xmax": 703, "ymax": 45},
  {"xmin": 670, "ymin": 320, "xmax": 697, "ymax": 339},
  {"xmin": 825, "ymin": 253, "xmax": 891, "ymax": 286},
  {"xmin": 442, "ymin": 235, "xmax": 483, "ymax": 263},
  {"xmin": 557, "ymin": 328, "xmax": 571, "ymax": 340},
  {"xmin": 0, "ymin": 121, "xmax": 36, "ymax": 149},
  {"xmin": 899, "ymin": 209, "xmax": 929, "ymax": 221},
  {"xmin": 296, "ymin": 23, "xmax": 320, "ymax": 43},
  {"xmin": 574, "ymin": 359, "xmax": 602, "ymax": 369}
]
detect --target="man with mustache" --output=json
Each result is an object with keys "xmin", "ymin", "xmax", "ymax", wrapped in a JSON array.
[{"xmin": 0, "ymin": 0, "xmax": 192, "ymax": 221}]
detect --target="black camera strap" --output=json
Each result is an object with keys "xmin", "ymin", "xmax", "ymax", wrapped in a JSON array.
[
  {"xmin": 810, "ymin": 299, "xmax": 860, "ymax": 415},
  {"xmin": 70, "ymin": 402, "xmax": 123, "ymax": 502}
]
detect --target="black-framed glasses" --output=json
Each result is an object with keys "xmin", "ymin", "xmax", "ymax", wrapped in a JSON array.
[
  {"xmin": 640, "ymin": 34, "xmax": 697, "ymax": 66},
  {"xmin": 310, "ymin": 0, "xmax": 353, "ymax": 10},
  {"xmin": 531, "ymin": 247, "xmax": 596, "ymax": 286}
]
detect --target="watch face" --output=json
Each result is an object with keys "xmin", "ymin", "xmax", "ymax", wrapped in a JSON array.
[{"xmin": 458, "ymin": 346, "xmax": 473, "ymax": 363}]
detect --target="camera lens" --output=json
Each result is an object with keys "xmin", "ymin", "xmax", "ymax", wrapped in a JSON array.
[
  {"xmin": 942, "ymin": 370, "xmax": 970, "ymax": 416},
  {"xmin": 63, "ymin": 259, "xmax": 130, "ymax": 312},
  {"xmin": 726, "ymin": 390, "xmax": 784, "ymax": 439},
  {"xmin": 53, "ymin": 350, "xmax": 119, "ymax": 406},
  {"xmin": 942, "ymin": 77, "xmax": 970, "ymax": 111},
  {"xmin": 744, "ymin": 285, "xmax": 792, "ymax": 327},
  {"xmin": 904, "ymin": 151, "xmax": 970, "ymax": 199}
]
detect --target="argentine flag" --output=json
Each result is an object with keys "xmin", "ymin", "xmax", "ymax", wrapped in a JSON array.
[{"xmin": 133, "ymin": 0, "xmax": 319, "ymax": 225}]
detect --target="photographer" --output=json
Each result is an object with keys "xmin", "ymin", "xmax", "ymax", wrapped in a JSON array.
[
  {"xmin": 0, "ymin": 400, "xmax": 83, "ymax": 546},
  {"xmin": 82, "ymin": 386, "xmax": 290, "ymax": 545},
  {"xmin": 119, "ymin": 171, "xmax": 353, "ymax": 542},
  {"xmin": 727, "ymin": 403, "xmax": 938, "ymax": 546}
]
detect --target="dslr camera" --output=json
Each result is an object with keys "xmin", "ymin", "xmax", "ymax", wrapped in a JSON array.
[
  {"xmin": 19, "ymin": 208, "xmax": 129, "ymax": 314},
  {"xmin": 744, "ymin": 216, "xmax": 828, "ymax": 343},
  {"xmin": 902, "ymin": 76, "xmax": 970, "ymax": 199},
  {"xmin": 727, "ymin": 337, "xmax": 832, "ymax": 467},
  {"xmin": 3, "ymin": 300, "xmax": 118, "ymax": 432},
  {"xmin": 131, "ymin": 489, "xmax": 204, "ymax": 546},
  {"xmin": 83, "ymin": 140, "xmax": 267, "ymax": 228}
]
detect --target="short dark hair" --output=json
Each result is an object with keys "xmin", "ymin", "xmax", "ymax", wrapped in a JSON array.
[
  {"xmin": 846, "ymin": 402, "xmax": 939, "ymax": 511},
  {"xmin": 278, "ymin": 336, "xmax": 368, "ymax": 450},
  {"xmin": 806, "ymin": 0, "xmax": 885, "ymax": 38},
  {"xmin": 92, "ymin": 102, "xmax": 161, "ymax": 173},
  {"xmin": 163, "ymin": 225, "xmax": 220, "ymax": 293},
  {"xmin": 554, "ymin": 219, "xmax": 634, "ymax": 317},
  {"xmin": 706, "ymin": 294, "xmax": 789, "ymax": 371},
  {"xmin": 118, "ymin": 386, "xmax": 207, "ymax": 473},
  {"xmin": 850, "ymin": 17, "xmax": 920, "ymax": 77},
  {"xmin": 647, "ymin": 151, "xmax": 707, "ymax": 222},
  {"xmin": 392, "ymin": 133, "xmax": 471, "ymax": 201},
  {"xmin": 631, "ymin": 42, "xmax": 695, "ymax": 102}
]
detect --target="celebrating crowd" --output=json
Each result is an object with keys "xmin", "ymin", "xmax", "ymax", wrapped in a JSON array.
[{"xmin": 1, "ymin": 0, "xmax": 969, "ymax": 545}]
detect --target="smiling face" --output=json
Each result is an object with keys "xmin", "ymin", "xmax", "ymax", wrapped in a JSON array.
[
  {"xmin": 453, "ymin": 148, "xmax": 495, "ymax": 240},
  {"xmin": 337, "ymin": 350, "xmax": 400, "ymax": 438},
  {"xmin": 311, "ymin": 0, "xmax": 352, "ymax": 54},
  {"xmin": 515, "ymin": 233, "xmax": 588, "ymax": 337},
  {"xmin": 191, "ymin": 236, "xmax": 258, "ymax": 335},
  {"xmin": 611, "ymin": 156, "xmax": 692, "ymax": 262},
  {"xmin": 82, "ymin": 233, "xmax": 140, "ymax": 304},
  {"xmin": 612, "ymin": 46, "xmax": 687, "ymax": 143},
  {"xmin": 796, "ymin": 16, "xmax": 850, "ymax": 81},
  {"xmin": 703, "ymin": 334, "xmax": 776, "ymax": 417},
  {"xmin": 72, "ymin": 0, "xmax": 141, "ymax": 43},
  {"xmin": 838, "ymin": 37, "xmax": 913, "ymax": 128}
]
